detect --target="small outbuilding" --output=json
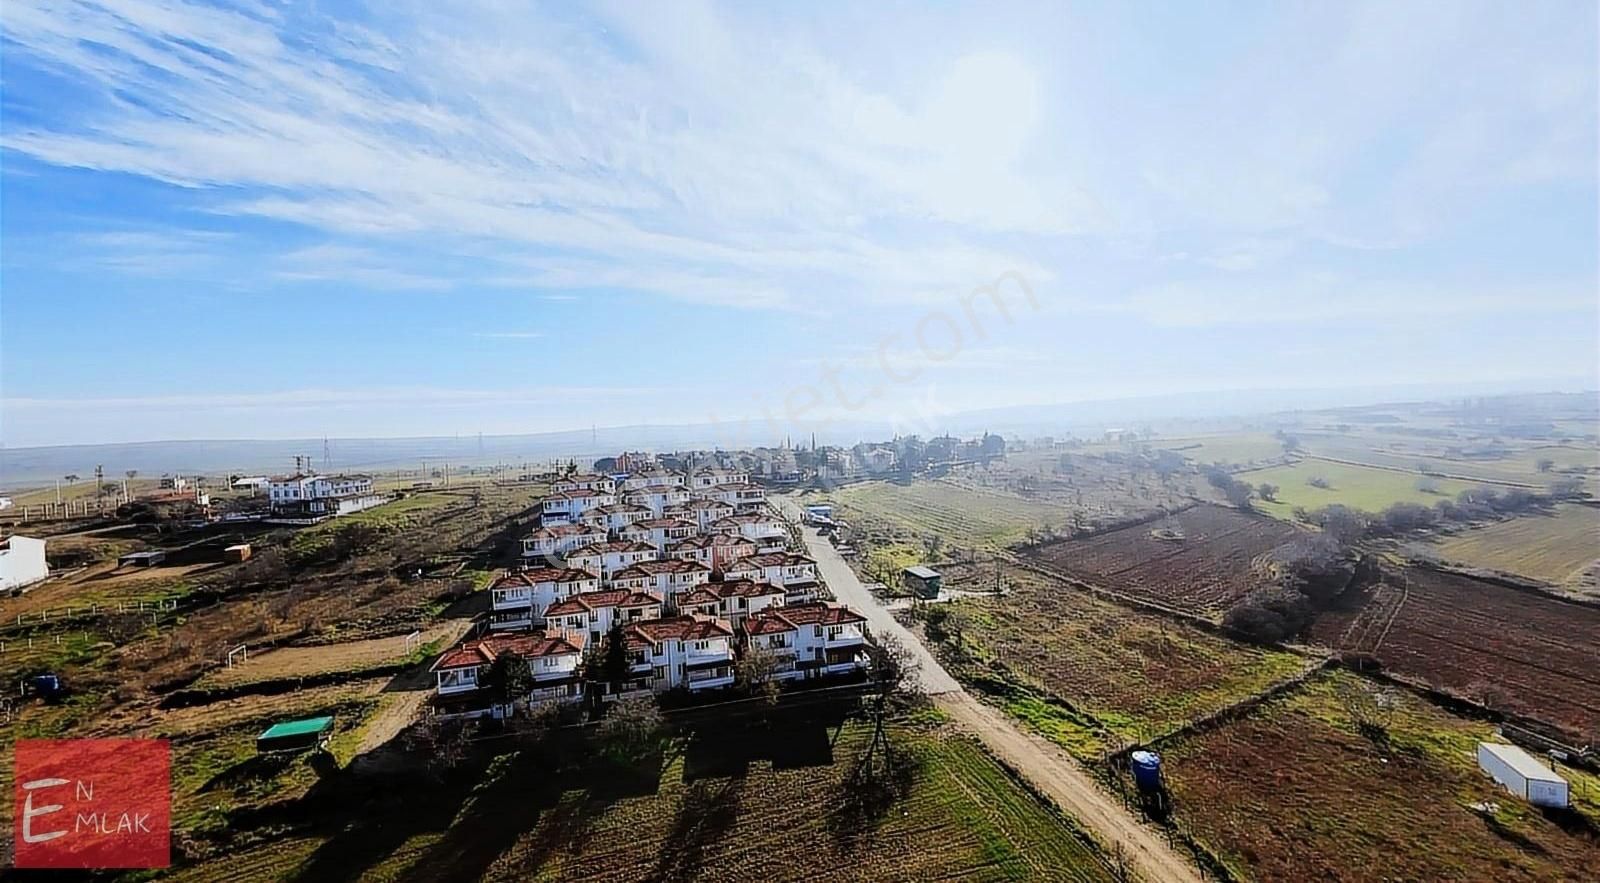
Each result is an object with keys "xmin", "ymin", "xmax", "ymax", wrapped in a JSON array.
[
  {"xmin": 0, "ymin": 535, "xmax": 50, "ymax": 592},
  {"xmin": 118, "ymin": 550, "xmax": 167, "ymax": 568},
  {"xmin": 224, "ymin": 544, "xmax": 253, "ymax": 563},
  {"xmin": 902, "ymin": 565, "xmax": 942, "ymax": 600},
  {"xmin": 256, "ymin": 716, "xmax": 335, "ymax": 754},
  {"xmin": 1478, "ymin": 742, "xmax": 1569, "ymax": 808}
]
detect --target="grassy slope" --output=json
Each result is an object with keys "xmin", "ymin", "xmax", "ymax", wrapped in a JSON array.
[{"xmin": 1161, "ymin": 670, "xmax": 1600, "ymax": 881}]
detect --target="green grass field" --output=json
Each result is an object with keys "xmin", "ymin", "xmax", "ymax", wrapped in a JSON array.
[
  {"xmin": 1432, "ymin": 504, "xmax": 1600, "ymax": 585},
  {"xmin": 1239, "ymin": 458, "xmax": 1480, "ymax": 520},
  {"xmin": 1161, "ymin": 670, "xmax": 1600, "ymax": 881}
]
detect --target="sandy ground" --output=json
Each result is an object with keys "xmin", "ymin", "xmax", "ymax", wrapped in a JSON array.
[
  {"xmin": 199, "ymin": 619, "xmax": 471, "ymax": 688},
  {"xmin": 778, "ymin": 495, "xmax": 1202, "ymax": 883}
]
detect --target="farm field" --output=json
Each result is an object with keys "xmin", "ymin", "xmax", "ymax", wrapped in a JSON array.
[
  {"xmin": 1156, "ymin": 433, "xmax": 1289, "ymax": 467},
  {"xmin": 1029, "ymin": 505, "xmax": 1301, "ymax": 617},
  {"xmin": 1238, "ymin": 457, "xmax": 1481, "ymax": 520},
  {"xmin": 1310, "ymin": 567, "xmax": 1600, "ymax": 739},
  {"xmin": 195, "ymin": 619, "xmax": 465, "ymax": 688},
  {"xmin": 1426, "ymin": 504, "xmax": 1600, "ymax": 591},
  {"xmin": 1298, "ymin": 431, "xmax": 1598, "ymax": 489},
  {"xmin": 1161, "ymin": 670, "xmax": 1600, "ymax": 882},
  {"xmin": 933, "ymin": 562, "xmax": 1310, "ymax": 758},
  {"xmin": 159, "ymin": 717, "xmax": 1116, "ymax": 882},
  {"xmin": 826, "ymin": 478, "xmax": 1075, "ymax": 549}
]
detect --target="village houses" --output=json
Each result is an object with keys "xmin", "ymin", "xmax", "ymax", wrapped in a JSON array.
[{"xmin": 489, "ymin": 567, "xmax": 600, "ymax": 629}]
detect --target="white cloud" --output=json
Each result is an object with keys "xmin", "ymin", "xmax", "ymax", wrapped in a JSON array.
[{"xmin": 1, "ymin": 0, "xmax": 1066, "ymax": 308}]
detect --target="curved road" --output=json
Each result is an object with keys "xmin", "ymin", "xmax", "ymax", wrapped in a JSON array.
[{"xmin": 777, "ymin": 498, "xmax": 1202, "ymax": 883}]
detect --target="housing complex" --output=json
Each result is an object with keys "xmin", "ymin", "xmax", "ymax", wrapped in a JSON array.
[{"xmin": 431, "ymin": 458, "xmax": 866, "ymax": 717}]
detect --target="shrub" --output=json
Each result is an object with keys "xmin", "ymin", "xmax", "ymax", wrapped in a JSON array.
[{"xmin": 1223, "ymin": 585, "xmax": 1313, "ymax": 644}]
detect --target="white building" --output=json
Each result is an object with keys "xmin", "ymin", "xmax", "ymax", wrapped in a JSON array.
[
  {"xmin": 521, "ymin": 523, "xmax": 608, "ymax": 560},
  {"xmin": 708, "ymin": 578, "xmax": 787, "ymax": 627},
  {"xmin": 567, "ymin": 541, "xmax": 659, "ymax": 582},
  {"xmin": 623, "ymin": 615, "xmax": 736, "ymax": 692},
  {"xmin": 611, "ymin": 559, "xmax": 711, "ymax": 605},
  {"xmin": 695, "ymin": 482, "xmax": 766, "ymax": 512},
  {"xmin": 1477, "ymin": 742, "xmax": 1569, "ymax": 808},
  {"xmin": 488, "ymin": 568, "xmax": 600, "ymax": 630},
  {"xmin": 545, "ymin": 589, "xmax": 664, "ymax": 646},
  {"xmin": 668, "ymin": 533, "xmax": 758, "ymax": 574},
  {"xmin": 0, "ymin": 535, "xmax": 49, "ymax": 592},
  {"xmin": 577, "ymin": 502, "xmax": 653, "ymax": 534},
  {"xmin": 743, "ymin": 602, "xmax": 868, "ymax": 681},
  {"xmin": 267, "ymin": 473, "xmax": 384, "ymax": 516},
  {"xmin": 622, "ymin": 485, "xmax": 692, "ymax": 518},
  {"xmin": 690, "ymin": 466, "xmax": 748, "ymax": 489},
  {"xmin": 552, "ymin": 473, "xmax": 617, "ymax": 494},
  {"xmin": 621, "ymin": 469, "xmax": 684, "ymax": 491},
  {"xmin": 708, "ymin": 513, "xmax": 787, "ymax": 544},
  {"xmin": 618, "ymin": 517, "xmax": 698, "ymax": 551},
  {"xmin": 673, "ymin": 499, "xmax": 735, "ymax": 532},
  {"xmin": 721, "ymin": 552, "xmax": 819, "ymax": 602},
  {"xmin": 430, "ymin": 631, "xmax": 587, "ymax": 714},
  {"xmin": 541, "ymin": 488, "xmax": 616, "ymax": 524}
]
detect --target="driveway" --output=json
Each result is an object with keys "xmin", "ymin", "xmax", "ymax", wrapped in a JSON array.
[{"xmin": 777, "ymin": 495, "xmax": 1202, "ymax": 883}]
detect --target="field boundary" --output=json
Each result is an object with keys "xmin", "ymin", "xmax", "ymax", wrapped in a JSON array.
[
  {"xmin": 1268, "ymin": 453, "xmax": 1543, "ymax": 489},
  {"xmin": 1104, "ymin": 658, "xmax": 1335, "ymax": 765}
]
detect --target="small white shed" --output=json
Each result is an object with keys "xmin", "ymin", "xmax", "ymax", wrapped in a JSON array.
[
  {"xmin": 0, "ymin": 535, "xmax": 49, "ymax": 592},
  {"xmin": 1478, "ymin": 742, "xmax": 1569, "ymax": 808}
]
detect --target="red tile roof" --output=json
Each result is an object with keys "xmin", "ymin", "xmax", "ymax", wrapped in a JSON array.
[
  {"xmin": 626, "ymin": 615, "xmax": 733, "ymax": 644},
  {"xmin": 493, "ymin": 568, "xmax": 597, "ymax": 589},
  {"xmin": 571, "ymin": 541, "xmax": 656, "ymax": 556},
  {"xmin": 614, "ymin": 559, "xmax": 711, "ymax": 578},
  {"xmin": 432, "ymin": 631, "xmax": 585, "ymax": 670},
  {"xmin": 545, "ymin": 589, "xmax": 664, "ymax": 617},
  {"xmin": 727, "ymin": 552, "xmax": 815, "ymax": 570},
  {"xmin": 745, "ymin": 602, "xmax": 866, "ymax": 636},
  {"xmin": 671, "ymin": 534, "xmax": 756, "ymax": 551},
  {"xmin": 711, "ymin": 578, "xmax": 786, "ymax": 599}
]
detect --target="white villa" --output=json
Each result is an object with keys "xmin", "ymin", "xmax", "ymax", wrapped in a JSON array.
[
  {"xmin": 488, "ymin": 567, "xmax": 600, "ymax": 630},
  {"xmin": 744, "ymin": 602, "xmax": 868, "ymax": 681},
  {"xmin": 429, "ymin": 631, "xmax": 588, "ymax": 716}
]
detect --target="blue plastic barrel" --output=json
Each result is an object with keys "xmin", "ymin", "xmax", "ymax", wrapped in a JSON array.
[{"xmin": 1130, "ymin": 750, "xmax": 1163, "ymax": 792}]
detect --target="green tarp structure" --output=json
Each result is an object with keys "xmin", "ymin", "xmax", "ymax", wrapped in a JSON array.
[{"xmin": 256, "ymin": 715, "xmax": 334, "ymax": 754}]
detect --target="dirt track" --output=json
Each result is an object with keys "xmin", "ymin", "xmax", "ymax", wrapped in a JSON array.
[{"xmin": 778, "ymin": 496, "xmax": 1202, "ymax": 883}]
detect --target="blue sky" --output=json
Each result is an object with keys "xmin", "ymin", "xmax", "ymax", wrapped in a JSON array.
[{"xmin": 2, "ymin": 0, "xmax": 1596, "ymax": 447}]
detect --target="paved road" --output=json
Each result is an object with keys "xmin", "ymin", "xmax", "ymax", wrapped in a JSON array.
[
  {"xmin": 777, "ymin": 496, "xmax": 1202, "ymax": 883},
  {"xmin": 781, "ymin": 518, "xmax": 962, "ymax": 694}
]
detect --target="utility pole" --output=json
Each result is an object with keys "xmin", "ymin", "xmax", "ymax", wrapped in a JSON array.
[{"xmin": 95, "ymin": 464, "xmax": 105, "ymax": 497}]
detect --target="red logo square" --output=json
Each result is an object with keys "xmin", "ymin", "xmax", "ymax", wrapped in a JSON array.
[{"xmin": 13, "ymin": 739, "xmax": 170, "ymax": 869}]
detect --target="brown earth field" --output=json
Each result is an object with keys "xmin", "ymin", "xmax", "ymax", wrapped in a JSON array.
[
  {"xmin": 1028, "ymin": 505, "xmax": 1302, "ymax": 617},
  {"xmin": 1160, "ymin": 670, "xmax": 1600, "ymax": 882},
  {"xmin": 1310, "ymin": 568, "xmax": 1600, "ymax": 739}
]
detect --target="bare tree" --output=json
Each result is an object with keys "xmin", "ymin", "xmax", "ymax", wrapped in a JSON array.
[
  {"xmin": 596, "ymin": 696, "xmax": 666, "ymax": 767},
  {"xmin": 857, "ymin": 634, "xmax": 923, "ymax": 777},
  {"xmin": 735, "ymin": 642, "xmax": 782, "ymax": 707}
]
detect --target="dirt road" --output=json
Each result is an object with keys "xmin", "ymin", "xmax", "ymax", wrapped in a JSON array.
[{"xmin": 777, "ymin": 496, "xmax": 1202, "ymax": 883}]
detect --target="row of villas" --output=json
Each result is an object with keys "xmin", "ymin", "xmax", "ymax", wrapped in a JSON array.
[
  {"xmin": 488, "ymin": 550, "xmax": 821, "ymax": 630},
  {"xmin": 541, "ymin": 481, "xmax": 767, "ymax": 524},
  {"xmin": 430, "ymin": 599, "xmax": 868, "ymax": 714}
]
